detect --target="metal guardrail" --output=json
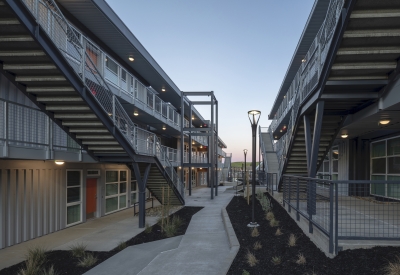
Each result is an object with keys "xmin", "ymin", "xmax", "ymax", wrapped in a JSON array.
[
  {"xmin": 282, "ymin": 175, "xmax": 400, "ymax": 254},
  {"xmin": 266, "ymin": 173, "xmax": 278, "ymax": 196},
  {"xmin": 21, "ymin": 0, "xmax": 184, "ymax": 199},
  {"xmin": 269, "ymin": 0, "xmax": 345, "ymax": 164}
]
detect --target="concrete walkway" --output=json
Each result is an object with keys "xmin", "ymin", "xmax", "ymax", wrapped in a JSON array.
[
  {"xmin": 86, "ymin": 186, "xmax": 237, "ymax": 275},
  {"xmin": 0, "ymin": 201, "xmax": 159, "ymax": 270}
]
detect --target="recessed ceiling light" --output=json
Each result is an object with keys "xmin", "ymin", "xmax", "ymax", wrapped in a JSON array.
[
  {"xmin": 379, "ymin": 119, "xmax": 391, "ymax": 125},
  {"xmin": 133, "ymin": 110, "xmax": 139, "ymax": 116},
  {"xmin": 162, "ymin": 125, "xmax": 166, "ymax": 130},
  {"xmin": 161, "ymin": 88, "xmax": 166, "ymax": 92},
  {"xmin": 128, "ymin": 56, "xmax": 134, "ymax": 62},
  {"xmin": 341, "ymin": 134, "xmax": 348, "ymax": 138},
  {"xmin": 55, "ymin": 160, "xmax": 64, "ymax": 165},
  {"xmin": 302, "ymin": 58, "xmax": 306, "ymax": 63}
]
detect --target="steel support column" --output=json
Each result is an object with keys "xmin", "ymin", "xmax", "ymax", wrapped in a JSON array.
[
  {"xmin": 180, "ymin": 92, "xmax": 185, "ymax": 195},
  {"xmin": 303, "ymin": 115, "xmax": 312, "ymax": 174},
  {"xmin": 132, "ymin": 162, "xmax": 151, "ymax": 228},
  {"xmin": 189, "ymin": 103, "xmax": 192, "ymax": 196},
  {"xmin": 309, "ymin": 101, "xmax": 324, "ymax": 178},
  {"xmin": 215, "ymin": 100, "xmax": 218, "ymax": 196},
  {"xmin": 210, "ymin": 93, "xmax": 214, "ymax": 199}
]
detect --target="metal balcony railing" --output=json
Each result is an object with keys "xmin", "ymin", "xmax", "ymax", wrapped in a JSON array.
[
  {"xmin": 270, "ymin": 0, "xmax": 344, "ymax": 129},
  {"xmin": 269, "ymin": 0, "xmax": 345, "ymax": 174},
  {"xmin": 22, "ymin": 0, "xmax": 184, "ymax": 199}
]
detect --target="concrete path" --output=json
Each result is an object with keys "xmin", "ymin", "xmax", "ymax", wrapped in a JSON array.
[
  {"xmin": 138, "ymin": 186, "xmax": 235, "ymax": 275},
  {"xmin": 84, "ymin": 236, "xmax": 184, "ymax": 275},
  {"xmin": 87, "ymin": 186, "xmax": 237, "ymax": 275}
]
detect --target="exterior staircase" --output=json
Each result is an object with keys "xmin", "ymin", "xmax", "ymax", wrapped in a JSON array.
[{"xmin": 1, "ymin": 0, "xmax": 184, "ymax": 204}]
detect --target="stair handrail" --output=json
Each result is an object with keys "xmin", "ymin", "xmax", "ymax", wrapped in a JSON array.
[
  {"xmin": 21, "ymin": 0, "xmax": 185, "ymax": 199},
  {"xmin": 269, "ymin": 0, "xmax": 345, "ymax": 182}
]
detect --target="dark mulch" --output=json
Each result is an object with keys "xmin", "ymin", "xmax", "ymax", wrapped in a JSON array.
[
  {"xmin": 0, "ymin": 206, "xmax": 202, "ymax": 275},
  {"xmin": 227, "ymin": 193, "xmax": 400, "ymax": 275}
]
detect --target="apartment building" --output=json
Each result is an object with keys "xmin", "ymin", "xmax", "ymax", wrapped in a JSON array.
[
  {"xmin": 260, "ymin": 0, "xmax": 400, "ymax": 255},
  {"xmin": 0, "ymin": 0, "xmax": 230, "ymax": 249}
]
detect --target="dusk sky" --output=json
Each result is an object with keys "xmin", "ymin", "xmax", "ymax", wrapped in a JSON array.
[{"xmin": 106, "ymin": 0, "xmax": 315, "ymax": 162}]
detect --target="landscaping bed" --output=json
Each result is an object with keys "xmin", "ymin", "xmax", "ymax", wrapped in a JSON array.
[
  {"xmin": 227, "ymin": 193, "xmax": 400, "ymax": 275},
  {"xmin": 0, "ymin": 206, "xmax": 202, "ymax": 275}
]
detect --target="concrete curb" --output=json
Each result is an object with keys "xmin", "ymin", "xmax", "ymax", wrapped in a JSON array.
[{"xmin": 221, "ymin": 197, "xmax": 240, "ymax": 274}]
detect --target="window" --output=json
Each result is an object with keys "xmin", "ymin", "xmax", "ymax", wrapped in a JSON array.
[
  {"xmin": 105, "ymin": 170, "xmax": 128, "ymax": 214},
  {"xmin": 371, "ymin": 137, "xmax": 400, "ymax": 199},
  {"xmin": 66, "ymin": 170, "xmax": 82, "ymax": 226}
]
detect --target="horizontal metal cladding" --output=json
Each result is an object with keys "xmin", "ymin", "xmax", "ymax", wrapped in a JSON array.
[{"xmin": 0, "ymin": 167, "xmax": 65, "ymax": 249}]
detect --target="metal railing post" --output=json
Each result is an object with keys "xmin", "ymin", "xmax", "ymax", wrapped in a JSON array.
[
  {"xmin": 288, "ymin": 176, "xmax": 291, "ymax": 213},
  {"xmin": 309, "ymin": 179, "xmax": 313, "ymax": 233},
  {"xmin": 329, "ymin": 181, "xmax": 334, "ymax": 254},
  {"xmin": 335, "ymin": 181, "xmax": 339, "ymax": 255},
  {"xmin": 296, "ymin": 177, "xmax": 300, "ymax": 221}
]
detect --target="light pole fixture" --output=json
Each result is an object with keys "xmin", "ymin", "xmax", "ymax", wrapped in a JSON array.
[
  {"xmin": 241, "ymin": 149, "xmax": 248, "ymax": 196},
  {"xmin": 248, "ymin": 110, "xmax": 261, "ymax": 228}
]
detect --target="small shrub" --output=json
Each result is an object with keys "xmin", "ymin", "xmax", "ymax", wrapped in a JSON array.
[
  {"xmin": 164, "ymin": 222, "xmax": 178, "ymax": 237},
  {"xmin": 246, "ymin": 251, "xmax": 259, "ymax": 267},
  {"xmin": 253, "ymin": 241, "xmax": 262, "ymax": 250},
  {"xmin": 271, "ymin": 256, "xmax": 281, "ymax": 265},
  {"xmin": 18, "ymin": 246, "xmax": 47, "ymax": 275},
  {"xmin": 144, "ymin": 223, "xmax": 152, "ymax": 234},
  {"xmin": 385, "ymin": 255, "xmax": 400, "ymax": 275},
  {"xmin": 77, "ymin": 253, "xmax": 98, "ymax": 268},
  {"xmin": 172, "ymin": 215, "xmax": 183, "ymax": 229},
  {"xmin": 288, "ymin": 233, "xmax": 298, "ymax": 247},
  {"xmin": 251, "ymin": 227, "xmax": 260, "ymax": 237},
  {"xmin": 296, "ymin": 253, "xmax": 306, "ymax": 265},
  {"xmin": 275, "ymin": 228, "xmax": 283, "ymax": 236},
  {"xmin": 269, "ymin": 218, "xmax": 280, "ymax": 227},
  {"xmin": 242, "ymin": 270, "xmax": 250, "ymax": 275},
  {"xmin": 256, "ymin": 191, "xmax": 271, "ymax": 212},
  {"xmin": 42, "ymin": 265, "xmax": 58, "ymax": 275},
  {"xmin": 69, "ymin": 243, "xmax": 87, "ymax": 258},
  {"xmin": 265, "ymin": 211, "xmax": 274, "ymax": 221},
  {"xmin": 117, "ymin": 241, "xmax": 127, "ymax": 251}
]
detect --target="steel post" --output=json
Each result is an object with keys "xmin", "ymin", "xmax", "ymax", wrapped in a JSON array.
[{"xmin": 329, "ymin": 182, "xmax": 334, "ymax": 254}]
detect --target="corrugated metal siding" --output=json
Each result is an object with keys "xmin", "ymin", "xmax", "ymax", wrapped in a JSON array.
[
  {"xmin": 0, "ymin": 167, "xmax": 65, "ymax": 249},
  {"xmin": 338, "ymin": 140, "xmax": 349, "ymax": 195}
]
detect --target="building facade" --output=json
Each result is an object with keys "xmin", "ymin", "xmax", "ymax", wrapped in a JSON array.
[{"xmin": 0, "ymin": 0, "xmax": 230, "ymax": 249}]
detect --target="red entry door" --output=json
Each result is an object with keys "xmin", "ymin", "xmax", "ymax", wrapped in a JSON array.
[{"xmin": 86, "ymin": 178, "xmax": 97, "ymax": 219}]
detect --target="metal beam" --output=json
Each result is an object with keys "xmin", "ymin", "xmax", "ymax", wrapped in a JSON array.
[
  {"xmin": 132, "ymin": 163, "xmax": 151, "ymax": 228},
  {"xmin": 303, "ymin": 115, "xmax": 312, "ymax": 174},
  {"xmin": 350, "ymin": 10, "xmax": 400, "ymax": 19},
  {"xmin": 186, "ymin": 133, "xmax": 211, "ymax": 137},
  {"xmin": 309, "ymin": 101, "xmax": 324, "ymax": 178},
  {"xmin": 191, "ymin": 101, "xmax": 212, "ymax": 105},
  {"xmin": 321, "ymin": 93, "xmax": 379, "ymax": 99},
  {"xmin": 182, "ymin": 92, "xmax": 213, "ymax": 96},
  {"xmin": 182, "ymin": 163, "xmax": 211, "ymax": 168},
  {"xmin": 183, "ymin": 127, "xmax": 211, "ymax": 131},
  {"xmin": 326, "ymin": 79, "xmax": 389, "ymax": 86},
  {"xmin": 344, "ymin": 30, "xmax": 400, "ymax": 38},
  {"xmin": 331, "ymin": 62, "xmax": 396, "ymax": 70}
]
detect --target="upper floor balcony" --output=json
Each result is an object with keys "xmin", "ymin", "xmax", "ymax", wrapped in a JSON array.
[{"xmin": 58, "ymin": 24, "xmax": 183, "ymax": 131}]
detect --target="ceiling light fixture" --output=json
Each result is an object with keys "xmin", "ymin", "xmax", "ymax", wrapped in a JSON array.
[
  {"xmin": 161, "ymin": 88, "xmax": 166, "ymax": 92},
  {"xmin": 128, "ymin": 56, "xmax": 134, "ymax": 62},
  {"xmin": 133, "ymin": 110, "xmax": 139, "ymax": 116},
  {"xmin": 341, "ymin": 134, "xmax": 348, "ymax": 138},
  {"xmin": 379, "ymin": 119, "xmax": 391, "ymax": 125},
  {"xmin": 162, "ymin": 125, "xmax": 166, "ymax": 130},
  {"xmin": 302, "ymin": 58, "xmax": 306, "ymax": 63},
  {"xmin": 55, "ymin": 160, "xmax": 64, "ymax": 165}
]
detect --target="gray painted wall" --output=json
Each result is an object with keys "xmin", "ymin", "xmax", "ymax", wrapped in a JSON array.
[{"xmin": 0, "ymin": 159, "xmax": 132, "ymax": 250}]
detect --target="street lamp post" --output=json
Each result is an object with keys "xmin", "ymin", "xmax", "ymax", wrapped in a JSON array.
[
  {"xmin": 247, "ymin": 110, "xmax": 261, "ymax": 228},
  {"xmin": 243, "ymin": 149, "xmax": 247, "ymax": 190}
]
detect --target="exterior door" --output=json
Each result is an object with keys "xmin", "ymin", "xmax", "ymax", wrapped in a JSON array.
[{"xmin": 86, "ymin": 178, "xmax": 97, "ymax": 219}]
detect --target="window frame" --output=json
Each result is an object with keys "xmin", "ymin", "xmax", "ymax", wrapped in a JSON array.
[{"xmin": 66, "ymin": 169, "xmax": 83, "ymax": 227}]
